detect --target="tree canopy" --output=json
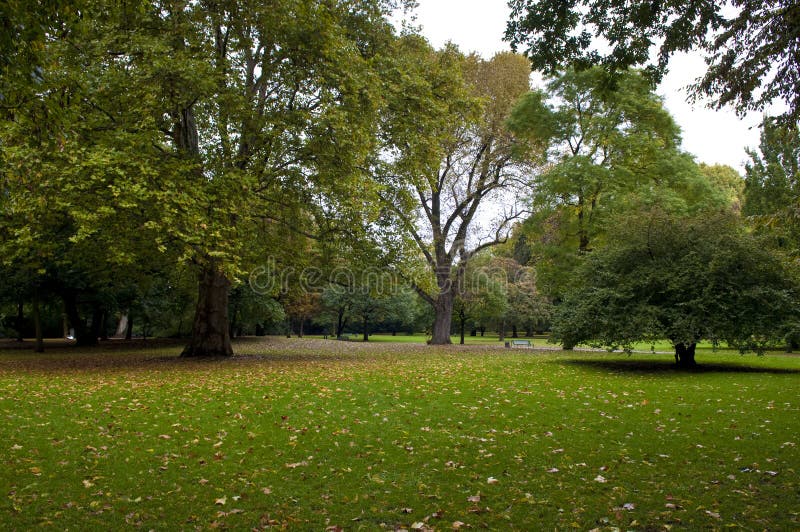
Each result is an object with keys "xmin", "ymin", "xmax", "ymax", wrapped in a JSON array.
[
  {"xmin": 505, "ymin": 0, "xmax": 800, "ymax": 125},
  {"xmin": 551, "ymin": 209, "xmax": 800, "ymax": 366}
]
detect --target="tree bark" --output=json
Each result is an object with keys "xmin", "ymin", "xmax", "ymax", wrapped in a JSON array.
[
  {"xmin": 675, "ymin": 342, "xmax": 697, "ymax": 367},
  {"xmin": 430, "ymin": 293, "xmax": 454, "ymax": 344},
  {"xmin": 511, "ymin": 324, "xmax": 518, "ymax": 338},
  {"xmin": 63, "ymin": 292, "xmax": 97, "ymax": 346},
  {"xmin": 16, "ymin": 300, "xmax": 24, "ymax": 342},
  {"xmin": 498, "ymin": 318, "xmax": 506, "ymax": 342},
  {"xmin": 115, "ymin": 313, "xmax": 128, "ymax": 338},
  {"xmin": 182, "ymin": 264, "xmax": 233, "ymax": 357},
  {"xmin": 125, "ymin": 315, "xmax": 133, "ymax": 340},
  {"xmin": 32, "ymin": 295, "xmax": 44, "ymax": 353}
]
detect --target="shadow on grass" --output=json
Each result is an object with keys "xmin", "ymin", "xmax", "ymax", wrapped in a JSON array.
[{"xmin": 558, "ymin": 357, "xmax": 800, "ymax": 375}]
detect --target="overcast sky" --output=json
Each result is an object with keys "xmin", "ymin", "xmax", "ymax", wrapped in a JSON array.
[{"xmin": 403, "ymin": 0, "xmax": 764, "ymax": 173}]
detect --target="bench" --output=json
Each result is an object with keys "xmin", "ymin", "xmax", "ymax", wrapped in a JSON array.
[{"xmin": 510, "ymin": 339, "xmax": 532, "ymax": 348}]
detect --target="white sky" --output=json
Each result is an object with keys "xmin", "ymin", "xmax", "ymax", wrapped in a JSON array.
[{"xmin": 404, "ymin": 0, "xmax": 764, "ymax": 173}]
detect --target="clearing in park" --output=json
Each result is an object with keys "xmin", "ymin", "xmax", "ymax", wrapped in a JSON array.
[{"xmin": 1, "ymin": 337, "xmax": 799, "ymax": 529}]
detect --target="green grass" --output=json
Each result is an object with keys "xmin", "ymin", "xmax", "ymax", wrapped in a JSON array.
[{"xmin": 1, "ymin": 337, "xmax": 799, "ymax": 529}]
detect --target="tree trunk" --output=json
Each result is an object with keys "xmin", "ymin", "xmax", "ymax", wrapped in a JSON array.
[
  {"xmin": 99, "ymin": 310, "xmax": 109, "ymax": 341},
  {"xmin": 430, "ymin": 295, "xmax": 454, "ymax": 344},
  {"xmin": 32, "ymin": 295, "xmax": 44, "ymax": 353},
  {"xmin": 362, "ymin": 315, "xmax": 369, "ymax": 342},
  {"xmin": 459, "ymin": 315, "xmax": 466, "ymax": 345},
  {"xmin": 675, "ymin": 342, "xmax": 697, "ymax": 367},
  {"xmin": 63, "ymin": 292, "xmax": 97, "ymax": 346},
  {"xmin": 114, "ymin": 313, "xmax": 128, "ymax": 338},
  {"xmin": 16, "ymin": 300, "xmax": 24, "ymax": 342},
  {"xmin": 182, "ymin": 264, "xmax": 233, "ymax": 357},
  {"xmin": 125, "ymin": 314, "xmax": 133, "ymax": 340},
  {"xmin": 498, "ymin": 318, "xmax": 506, "ymax": 342},
  {"xmin": 511, "ymin": 324, "xmax": 518, "ymax": 338},
  {"xmin": 299, "ymin": 319, "xmax": 304, "ymax": 338},
  {"xmin": 480, "ymin": 326, "xmax": 485, "ymax": 337}
]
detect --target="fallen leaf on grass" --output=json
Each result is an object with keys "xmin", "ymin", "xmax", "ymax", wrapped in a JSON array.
[
  {"xmin": 487, "ymin": 477, "xmax": 499, "ymax": 484},
  {"xmin": 215, "ymin": 496, "xmax": 226, "ymax": 506},
  {"xmin": 467, "ymin": 494, "xmax": 481, "ymax": 503}
]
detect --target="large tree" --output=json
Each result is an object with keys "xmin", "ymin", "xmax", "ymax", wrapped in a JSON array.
[
  {"xmin": 551, "ymin": 209, "xmax": 800, "ymax": 366},
  {"xmin": 508, "ymin": 67, "xmax": 726, "ymax": 299},
  {"xmin": 379, "ymin": 39, "xmax": 545, "ymax": 344},
  {"xmin": 2, "ymin": 0, "xmax": 407, "ymax": 355},
  {"xmin": 505, "ymin": 0, "xmax": 800, "ymax": 125}
]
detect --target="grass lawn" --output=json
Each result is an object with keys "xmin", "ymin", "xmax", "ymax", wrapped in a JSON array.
[{"xmin": 1, "ymin": 337, "xmax": 799, "ymax": 529}]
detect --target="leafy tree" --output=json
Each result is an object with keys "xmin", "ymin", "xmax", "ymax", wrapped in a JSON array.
[
  {"xmin": 2, "ymin": 0, "xmax": 409, "ymax": 355},
  {"xmin": 700, "ymin": 163, "xmax": 745, "ymax": 213},
  {"xmin": 552, "ymin": 209, "xmax": 800, "ymax": 366},
  {"xmin": 509, "ymin": 67, "xmax": 724, "ymax": 299},
  {"xmin": 505, "ymin": 0, "xmax": 800, "ymax": 124},
  {"xmin": 453, "ymin": 256, "xmax": 509, "ymax": 344},
  {"xmin": 379, "ymin": 39, "xmax": 545, "ymax": 344},
  {"xmin": 743, "ymin": 120, "xmax": 800, "ymax": 252}
]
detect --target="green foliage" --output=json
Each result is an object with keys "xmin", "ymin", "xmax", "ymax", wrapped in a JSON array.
[
  {"xmin": 743, "ymin": 120, "xmax": 800, "ymax": 253},
  {"xmin": 552, "ymin": 209, "xmax": 800, "ymax": 358},
  {"xmin": 509, "ymin": 67, "xmax": 724, "ymax": 299},
  {"xmin": 506, "ymin": 0, "xmax": 800, "ymax": 124}
]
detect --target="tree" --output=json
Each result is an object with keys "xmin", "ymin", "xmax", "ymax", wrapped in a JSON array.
[
  {"xmin": 508, "ymin": 67, "xmax": 725, "ymax": 299},
  {"xmin": 453, "ymin": 256, "xmax": 509, "ymax": 344},
  {"xmin": 743, "ymin": 120, "xmax": 800, "ymax": 252},
  {"xmin": 1, "ymin": 0, "xmax": 408, "ymax": 355},
  {"xmin": 379, "ymin": 39, "xmax": 544, "ymax": 344},
  {"xmin": 505, "ymin": 1, "xmax": 800, "ymax": 125},
  {"xmin": 551, "ymin": 209, "xmax": 800, "ymax": 366}
]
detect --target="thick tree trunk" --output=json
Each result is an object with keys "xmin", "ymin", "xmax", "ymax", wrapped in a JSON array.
[
  {"xmin": 498, "ymin": 318, "xmax": 506, "ymax": 342},
  {"xmin": 182, "ymin": 264, "xmax": 233, "ymax": 357},
  {"xmin": 125, "ymin": 315, "xmax": 133, "ymax": 340},
  {"xmin": 63, "ymin": 292, "xmax": 97, "ymax": 346},
  {"xmin": 511, "ymin": 324, "xmax": 518, "ymax": 338},
  {"xmin": 362, "ymin": 314, "xmax": 369, "ymax": 342},
  {"xmin": 32, "ymin": 295, "xmax": 44, "ymax": 353},
  {"xmin": 430, "ymin": 295, "xmax": 454, "ymax": 344},
  {"xmin": 675, "ymin": 342, "xmax": 697, "ymax": 367}
]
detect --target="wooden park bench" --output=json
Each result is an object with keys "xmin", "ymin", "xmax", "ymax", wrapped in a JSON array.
[{"xmin": 510, "ymin": 339, "xmax": 532, "ymax": 348}]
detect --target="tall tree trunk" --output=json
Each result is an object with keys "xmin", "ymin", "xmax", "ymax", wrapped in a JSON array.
[
  {"xmin": 99, "ymin": 310, "xmax": 109, "ymax": 341},
  {"xmin": 498, "ymin": 318, "xmax": 506, "ymax": 342},
  {"xmin": 32, "ymin": 295, "xmax": 44, "ymax": 353},
  {"xmin": 62, "ymin": 313, "xmax": 69, "ymax": 339},
  {"xmin": 299, "ymin": 319, "xmax": 304, "ymax": 338},
  {"xmin": 479, "ymin": 326, "xmax": 485, "ymax": 337},
  {"xmin": 115, "ymin": 313, "xmax": 128, "ymax": 338},
  {"xmin": 459, "ymin": 313, "xmax": 466, "ymax": 345},
  {"xmin": 63, "ymin": 292, "xmax": 97, "ymax": 346},
  {"xmin": 675, "ymin": 342, "xmax": 697, "ymax": 367},
  {"xmin": 182, "ymin": 264, "xmax": 233, "ymax": 357},
  {"xmin": 125, "ymin": 315, "xmax": 133, "ymax": 340},
  {"xmin": 16, "ymin": 300, "xmax": 24, "ymax": 342},
  {"xmin": 430, "ymin": 294, "xmax": 454, "ymax": 344},
  {"xmin": 511, "ymin": 324, "xmax": 518, "ymax": 338},
  {"xmin": 362, "ymin": 315, "xmax": 369, "ymax": 342}
]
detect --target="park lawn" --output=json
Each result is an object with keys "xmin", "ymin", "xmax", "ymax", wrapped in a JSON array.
[{"xmin": 1, "ymin": 337, "xmax": 798, "ymax": 530}]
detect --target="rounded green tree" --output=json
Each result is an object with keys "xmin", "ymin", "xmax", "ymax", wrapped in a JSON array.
[{"xmin": 552, "ymin": 210, "xmax": 800, "ymax": 366}]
